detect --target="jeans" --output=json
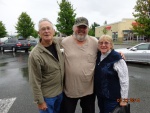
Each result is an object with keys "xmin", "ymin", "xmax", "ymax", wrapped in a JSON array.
[
  {"xmin": 60, "ymin": 93, "xmax": 95, "ymax": 113},
  {"xmin": 97, "ymin": 97, "xmax": 119, "ymax": 113},
  {"xmin": 39, "ymin": 93, "xmax": 63, "ymax": 113}
]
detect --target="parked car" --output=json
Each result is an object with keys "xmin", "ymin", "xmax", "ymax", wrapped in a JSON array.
[
  {"xmin": 0, "ymin": 41, "xmax": 3, "ymax": 51},
  {"xmin": 1, "ymin": 38, "xmax": 31, "ymax": 52},
  {"xmin": 115, "ymin": 43, "xmax": 150, "ymax": 64},
  {"xmin": 29, "ymin": 40, "xmax": 37, "ymax": 47}
]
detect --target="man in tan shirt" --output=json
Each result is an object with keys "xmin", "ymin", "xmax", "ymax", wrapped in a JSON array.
[{"xmin": 61, "ymin": 17, "xmax": 98, "ymax": 113}]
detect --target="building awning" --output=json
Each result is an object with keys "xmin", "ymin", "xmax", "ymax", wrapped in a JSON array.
[
  {"xmin": 105, "ymin": 26, "xmax": 111, "ymax": 30},
  {"xmin": 132, "ymin": 21, "xmax": 138, "ymax": 26}
]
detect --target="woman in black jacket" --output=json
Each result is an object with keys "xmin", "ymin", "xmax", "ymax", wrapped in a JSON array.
[{"xmin": 94, "ymin": 35, "xmax": 129, "ymax": 113}]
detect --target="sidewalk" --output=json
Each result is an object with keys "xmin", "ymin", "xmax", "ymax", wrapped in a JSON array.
[{"xmin": 114, "ymin": 40, "xmax": 145, "ymax": 46}]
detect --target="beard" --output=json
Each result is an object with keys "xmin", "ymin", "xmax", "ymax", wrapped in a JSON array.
[{"xmin": 74, "ymin": 33, "xmax": 88, "ymax": 42}]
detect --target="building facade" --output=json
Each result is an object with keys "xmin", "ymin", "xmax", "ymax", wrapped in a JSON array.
[{"xmin": 95, "ymin": 18, "xmax": 136, "ymax": 41}]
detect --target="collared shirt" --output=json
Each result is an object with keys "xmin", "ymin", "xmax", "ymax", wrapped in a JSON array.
[{"xmin": 100, "ymin": 50, "xmax": 129, "ymax": 99}]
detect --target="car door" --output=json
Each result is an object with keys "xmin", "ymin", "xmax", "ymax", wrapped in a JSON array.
[
  {"xmin": 127, "ymin": 43, "xmax": 149, "ymax": 62},
  {"xmin": 3, "ymin": 39, "xmax": 16, "ymax": 50},
  {"xmin": 2, "ymin": 39, "xmax": 10, "ymax": 50},
  {"xmin": 7, "ymin": 39, "xmax": 14, "ymax": 50},
  {"xmin": 147, "ymin": 44, "xmax": 150, "ymax": 63}
]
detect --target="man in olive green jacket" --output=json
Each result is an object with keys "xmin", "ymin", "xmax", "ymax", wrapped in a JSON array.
[{"xmin": 28, "ymin": 18, "xmax": 64, "ymax": 113}]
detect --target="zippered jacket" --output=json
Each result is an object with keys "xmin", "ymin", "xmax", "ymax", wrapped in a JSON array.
[{"xmin": 28, "ymin": 38, "xmax": 64, "ymax": 104}]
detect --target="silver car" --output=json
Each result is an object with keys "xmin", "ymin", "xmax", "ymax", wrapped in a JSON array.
[{"xmin": 115, "ymin": 43, "xmax": 150, "ymax": 64}]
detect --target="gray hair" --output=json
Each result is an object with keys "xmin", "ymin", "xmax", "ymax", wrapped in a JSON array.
[
  {"xmin": 38, "ymin": 18, "xmax": 54, "ymax": 30},
  {"xmin": 99, "ymin": 35, "xmax": 114, "ymax": 49}
]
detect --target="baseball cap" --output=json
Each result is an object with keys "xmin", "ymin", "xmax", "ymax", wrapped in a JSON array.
[{"xmin": 74, "ymin": 17, "xmax": 89, "ymax": 27}]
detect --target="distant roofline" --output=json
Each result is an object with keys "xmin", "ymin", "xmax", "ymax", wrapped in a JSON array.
[{"xmin": 95, "ymin": 18, "xmax": 135, "ymax": 28}]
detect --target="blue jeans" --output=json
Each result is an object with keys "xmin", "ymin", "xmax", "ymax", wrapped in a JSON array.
[{"xmin": 39, "ymin": 93, "xmax": 63, "ymax": 113}]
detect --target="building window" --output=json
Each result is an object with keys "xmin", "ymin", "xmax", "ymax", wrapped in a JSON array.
[{"xmin": 112, "ymin": 32, "xmax": 118, "ymax": 41}]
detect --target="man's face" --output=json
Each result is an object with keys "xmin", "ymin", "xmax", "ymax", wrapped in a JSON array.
[
  {"xmin": 74, "ymin": 25, "xmax": 88, "ymax": 41},
  {"xmin": 38, "ymin": 21, "xmax": 54, "ymax": 43}
]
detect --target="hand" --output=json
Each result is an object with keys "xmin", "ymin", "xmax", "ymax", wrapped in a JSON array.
[
  {"xmin": 38, "ymin": 101, "xmax": 48, "ymax": 110},
  {"xmin": 120, "ymin": 101, "xmax": 127, "ymax": 106},
  {"xmin": 119, "ymin": 52, "xmax": 126, "ymax": 60}
]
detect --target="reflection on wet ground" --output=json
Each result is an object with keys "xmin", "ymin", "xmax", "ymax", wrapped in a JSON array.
[
  {"xmin": 0, "ymin": 51, "xmax": 38, "ymax": 113},
  {"xmin": 0, "ymin": 51, "xmax": 30, "ymax": 83},
  {"xmin": 0, "ymin": 52, "xmax": 29, "ymax": 71}
]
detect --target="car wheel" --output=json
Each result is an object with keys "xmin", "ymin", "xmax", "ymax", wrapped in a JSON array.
[
  {"xmin": 12, "ymin": 47, "xmax": 16, "ymax": 52},
  {"xmin": 25, "ymin": 49, "xmax": 28, "ymax": 53}
]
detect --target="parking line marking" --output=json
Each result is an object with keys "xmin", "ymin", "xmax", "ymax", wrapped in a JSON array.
[{"xmin": 0, "ymin": 97, "xmax": 16, "ymax": 113}]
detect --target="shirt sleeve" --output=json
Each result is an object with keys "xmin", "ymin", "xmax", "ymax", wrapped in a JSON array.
[{"xmin": 114, "ymin": 59, "xmax": 129, "ymax": 99}]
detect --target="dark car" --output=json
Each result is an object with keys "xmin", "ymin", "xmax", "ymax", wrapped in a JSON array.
[
  {"xmin": 30, "ymin": 40, "xmax": 37, "ymax": 47},
  {"xmin": 1, "ymin": 38, "xmax": 31, "ymax": 52},
  {"xmin": 0, "ymin": 41, "xmax": 3, "ymax": 51}
]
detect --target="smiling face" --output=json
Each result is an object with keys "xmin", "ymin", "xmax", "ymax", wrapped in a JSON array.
[
  {"xmin": 38, "ymin": 20, "xmax": 55, "ymax": 46},
  {"xmin": 98, "ymin": 35, "xmax": 113, "ymax": 54},
  {"xmin": 73, "ymin": 25, "xmax": 89, "ymax": 41}
]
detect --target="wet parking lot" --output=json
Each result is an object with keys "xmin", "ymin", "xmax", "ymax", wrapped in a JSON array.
[
  {"xmin": 0, "ymin": 48, "xmax": 150, "ymax": 113},
  {"xmin": 0, "ymin": 51, "xmax": 39, "ymax": 113}
]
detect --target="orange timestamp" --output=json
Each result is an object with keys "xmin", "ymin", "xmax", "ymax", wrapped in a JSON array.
[{"xmin": 117, "ymin": 98, "xmax": 140, "ymax": 103}]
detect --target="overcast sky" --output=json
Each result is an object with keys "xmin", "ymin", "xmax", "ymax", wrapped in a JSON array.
[{"xmin": 0, "ymin": 0, "xmax": 137, "ymax": 35}]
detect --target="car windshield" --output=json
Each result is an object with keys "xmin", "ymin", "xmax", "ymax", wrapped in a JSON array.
[
  {"xmin": 30, "ymin": 40, "xmax": 37, "ymax": 42},
  {"xmin": 135, "ymin": 44, "xmax": 149, "ymax": 50},
  {"xmin": 18, "ymin": 40, "xmax": 28, "ymax": 43}
]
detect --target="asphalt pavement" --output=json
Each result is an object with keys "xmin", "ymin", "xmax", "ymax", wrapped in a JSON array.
[{"xmin": 0, "ymin": 45, "xmax": 150, "ymax": 113}]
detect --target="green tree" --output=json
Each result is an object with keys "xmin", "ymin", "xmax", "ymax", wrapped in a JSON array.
[
  {"xmin": 133, "ymin": 0, "xmax": 150, "ymax": 41},
  {"xmin": 31, "ymin": 29, "xmax": 38, "ymax": 38},
  {"xmin": 15, "ymin": 12, "xmax": 35, "ymax": 39},
  {"xmin": 88, "ymin": 22, "xmax": 100, "ymax": 36},
  {"xmin": 56, "ymin": 0, "xmax": 76, "ymax": 36},
  {"xmin": 0, "ymin": 21, "xmax": 7, "ymax": 38},
  {"xmin": 54, "ymin": 30, "xmax": 59, "ymax": 36},
  {"xmin": 102, "ymin": 27, "xmax": 108, "ymax": 34}
]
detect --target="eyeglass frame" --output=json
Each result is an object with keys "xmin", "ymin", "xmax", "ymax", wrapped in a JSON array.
[{"xmin": 98, "ymin": 41, "xmax": 111, "ymax": 45}]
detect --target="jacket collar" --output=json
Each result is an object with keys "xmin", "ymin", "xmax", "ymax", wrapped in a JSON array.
[
  {"xmin": 36, "ymin": 39, "xmax": 61, "ymax": 61},
  {"xmin": 37, "ymin": 39, "xmax": 57, "ymax": 53}
]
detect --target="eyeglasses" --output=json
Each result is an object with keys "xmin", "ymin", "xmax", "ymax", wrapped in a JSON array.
[
  {"xmin": 98, "ymin": 42, "xmax": 111, "ymax": 45},
  {"xmin": 40, "ymin": 26, "xmax": 52, "ymax": 31},
  {"xmin": 77, "ymin": 25, "xmax": 87, "ymax": 29}
]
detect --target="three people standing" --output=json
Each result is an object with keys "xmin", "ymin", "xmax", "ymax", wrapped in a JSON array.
[{"xmin": 28, "ymin": 17, "xmax": 129, "ymax": 113}]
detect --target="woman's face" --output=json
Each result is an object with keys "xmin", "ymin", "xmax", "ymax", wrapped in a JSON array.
[{"xmin": 98, "ymin": 39, "xmax": 112, "ymax": 54}]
